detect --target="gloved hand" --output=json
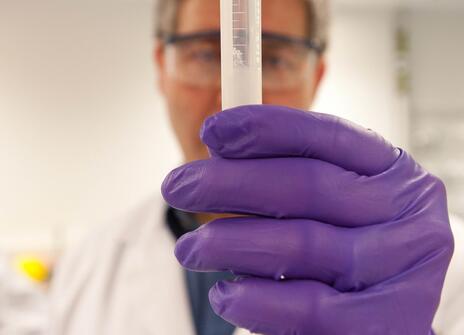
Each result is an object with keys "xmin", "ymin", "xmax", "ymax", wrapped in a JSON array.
[{"xmin": 162, "ymin": 105, "xmax": 454, "ymax": 335}]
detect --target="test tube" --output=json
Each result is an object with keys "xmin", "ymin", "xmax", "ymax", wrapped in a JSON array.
[{"xmin": 220, "ymin": 0, "xmax": 262, "ymax": 110}]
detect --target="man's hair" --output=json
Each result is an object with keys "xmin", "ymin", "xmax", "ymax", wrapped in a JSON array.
[{"xmin": 154, "ymin": 0, "xmax": 329, "ymax": 52}]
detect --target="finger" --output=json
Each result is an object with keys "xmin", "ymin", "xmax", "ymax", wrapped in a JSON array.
[
  {"xmin": 209, "ymin": 261, "xmax": 446, "ymax": 335},
  {"xmin": 162, "ymin": 155, "xmax": 412, "ymax": 226},
  {"xmin": 200, "ymin": 105, "xmax": 400, "ymax": 176},
  {"xmin": 175, "ymin": 216, "xmax": 443, "ymax": 292},
  {"xmin": 209, "ymin": 278, "xmax": 337, "ymax": 335}
]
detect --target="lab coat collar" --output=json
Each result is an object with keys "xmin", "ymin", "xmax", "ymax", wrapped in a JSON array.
[{"xmin": 113, "ymin": 193, "xmax": 250, "ymax": 335}]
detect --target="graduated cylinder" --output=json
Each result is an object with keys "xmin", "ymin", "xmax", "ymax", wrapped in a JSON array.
[{"xmin": 221, "ymin": 0, "xmax": 262, "ymax": 110}]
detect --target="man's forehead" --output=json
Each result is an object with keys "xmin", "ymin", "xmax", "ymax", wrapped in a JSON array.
[{"xmin": 176, "ymin": 0, "xmax": 307, "ymax": 38}]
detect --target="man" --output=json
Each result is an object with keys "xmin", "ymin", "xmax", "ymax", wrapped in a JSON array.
[{"xmin": 50, "ymin": 0, "xmax": 464, "ymax": 334}]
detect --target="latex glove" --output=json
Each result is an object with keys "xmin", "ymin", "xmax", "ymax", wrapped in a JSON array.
[{"xmin": 162, "ymin": 105, "xmax": 454, "ymax": 335}]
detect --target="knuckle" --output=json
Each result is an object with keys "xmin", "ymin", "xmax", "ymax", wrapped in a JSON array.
[
  {"xmin": 431, "ymin": 175, "xmax": 447, "ymax": 199},
  {"xmin": 434, "ymin": 222, "xmax": 455, "ymax": 259},
  {"xmin": 418, "ymin": 214, "xmax": 454, "ymax": 262},
  {"xmin": 336, "ymin": 234, "xmax": 368, "ymax": 292}
]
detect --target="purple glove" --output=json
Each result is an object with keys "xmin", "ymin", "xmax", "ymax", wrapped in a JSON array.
[{"xmin": 162, "ymin": 105, "xmax": 453, "ymax": 335}]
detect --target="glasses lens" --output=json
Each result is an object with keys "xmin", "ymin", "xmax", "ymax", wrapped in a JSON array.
[
  {"xmin": 166, "ymin": 37, "xmax": 221, "ymax": 87},
  {"xmin": 262, "ymin": 38, "xmax": 316, "ymax": 91}
]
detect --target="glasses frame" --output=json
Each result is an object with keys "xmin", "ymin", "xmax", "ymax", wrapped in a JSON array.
[{"xmin": 162, "ymin": 30, "xmax": 325, "ymax": 55}]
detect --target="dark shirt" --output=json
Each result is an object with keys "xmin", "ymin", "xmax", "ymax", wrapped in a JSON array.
[{"xmin": 165, "ymin": 207, "xmax": 236, "ymax": 335}]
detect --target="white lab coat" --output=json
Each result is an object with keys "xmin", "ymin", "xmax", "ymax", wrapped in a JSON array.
[{"xmin": 50, "ymin": 193, "xmax": 464, "ymax": 335}]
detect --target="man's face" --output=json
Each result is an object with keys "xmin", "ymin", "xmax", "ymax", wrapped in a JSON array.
[{"xmin": 155, "ymin": 0, "xmax": 325, "ymax": 162}]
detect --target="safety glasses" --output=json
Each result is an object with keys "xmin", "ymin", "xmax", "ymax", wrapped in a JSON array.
[{"xmin": 163, "ymin": 30, "xmax": 323, "ymax": 91}]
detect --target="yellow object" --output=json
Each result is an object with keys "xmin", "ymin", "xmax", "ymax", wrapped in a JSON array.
[{"xmin": 15, "ymin": 256, "xmax": 50, "ymax": 283}]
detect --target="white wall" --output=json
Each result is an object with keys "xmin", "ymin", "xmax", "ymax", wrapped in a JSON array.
[
  {"xmin": 408, "ymin": 8, "xmax": 464, "ymax": 217},
  {"xmin": 0, "ymin": 0, "xmax": 181, "ymax": 250},
  {"xmin": 0, "ymin": 0, "xmax": 434, "ymax": 251},
  {"xmin": 314, "ymin": 6, "xmax": 405, "ymax": 146},
  {"xmin": 409, "ymin": 9, "xmax": 464, "ymax": 113}
]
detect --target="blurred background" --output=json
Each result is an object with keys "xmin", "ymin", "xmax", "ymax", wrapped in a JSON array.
[{"xmin": 0, "ymin": 0, "xmax": 463, "ymax": 278}]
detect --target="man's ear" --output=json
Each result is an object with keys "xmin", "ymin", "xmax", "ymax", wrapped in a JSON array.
[
  {"xmin": 154, "ymin": 41, "xmax": 166, "ymax": 94},
  {"xmin": 313, "ymin": 56, "xmax": 326, "ymax": 91},
  {"xmin": 308, "ymin": 56, "xmax": 326, "ymax": 104}
]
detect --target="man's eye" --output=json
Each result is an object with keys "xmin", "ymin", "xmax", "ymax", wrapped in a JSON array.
[
  {"xmin": 189, "ymin": 49, "xmax": 219, "ymax": 63},
  {"xmin": 263, "ymin": 54, "xmax": 294, "ymax": 70}
]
